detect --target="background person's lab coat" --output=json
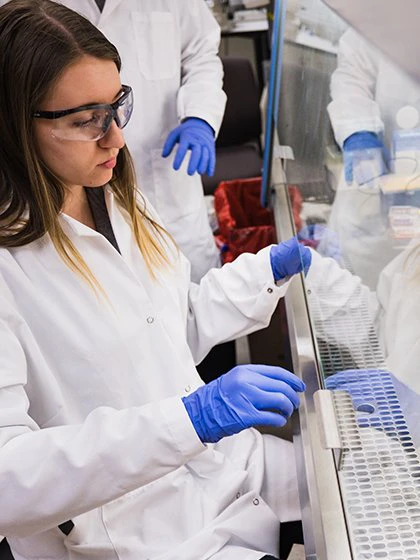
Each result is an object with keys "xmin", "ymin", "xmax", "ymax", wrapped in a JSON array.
[
  {"xmin": 52, "ymin": 0, "xmax": 227, "ymax": 282},
  {"xmin": 328, "ymin": 29, "xmax": 420, "ymax": 149},
  {"xmin": 326, "ymin": 29, "xmax": 420, "ymax": 288},
  {"xmin": 0, "ymin": 188, "xmax": 300, "ymax": 560}
]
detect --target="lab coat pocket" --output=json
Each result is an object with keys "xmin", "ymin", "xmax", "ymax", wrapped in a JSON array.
[
  {"xmin": 61, "ymin": 509, "xmax": 115, "ymax": 559},
  {"xmin": 132, "ymin": 12, "xmax": 178, "ymax": 80},
  {"xmin": 151, "ymin": 148, "xmax": 202, "ymax": 225},
  {"xmin": 8, "ymin": 529, "xmax": 68, "ymax": 560},
  {"xmin": 102, "ymin": 466, "xmax": 207, "ymax": 558}
]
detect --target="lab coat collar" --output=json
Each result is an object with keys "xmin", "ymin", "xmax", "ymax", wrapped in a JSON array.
[
  {"xmin": 59, "ymin": 185, "xmax": 125, "ymax": 241},
  {"xmin": 59, "ymin": 213, "xmax": 99, "ymax": 237},
  {"xmin": 59, "ymin": 185, "xmax": 145, "ymax": 282},
  {"xmin": 98, "ymin": 0, "xmax": 125, "ymax": 23}
]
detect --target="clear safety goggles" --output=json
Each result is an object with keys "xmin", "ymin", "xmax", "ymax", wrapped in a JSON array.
[{"xmin": 33, "ymin": 85, "xmax": 133, "ymax": 141}]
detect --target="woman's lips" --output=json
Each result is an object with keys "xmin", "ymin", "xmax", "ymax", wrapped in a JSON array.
[{"xmin": 100, "ymin": 157, "xmax": 117, "ymax": 169}]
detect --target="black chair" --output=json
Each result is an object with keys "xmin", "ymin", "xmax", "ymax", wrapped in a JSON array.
[{"xmin": 202, "ymin": 56, "xmax": 263, "ymax": 195}]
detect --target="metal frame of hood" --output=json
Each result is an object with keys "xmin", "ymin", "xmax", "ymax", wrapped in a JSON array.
[{"xmin": 272, "ymin": 182, "xmax": 353, "ymax": 560}]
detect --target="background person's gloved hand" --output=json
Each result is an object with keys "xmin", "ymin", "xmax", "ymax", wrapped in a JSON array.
[
  {"xmin": 343, "ymin": 131, "xmax": 388, "ymax": 185},
  {"xmin": 270, "ymin": 237, "xmax": 312, "ymax": 282},
  {"xmin": 182, "ymin": 364, "xmax": 305, "ymax": 443},
  {"xmin": 298, "ymin": 224, "xmax": 342, "ymax": 263},
  {"xmin": 162, "ymin": 117, "xmax": 216, "ymax": 176}
]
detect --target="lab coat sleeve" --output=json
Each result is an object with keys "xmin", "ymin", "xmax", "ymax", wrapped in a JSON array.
[
  {"xmin": 176, "ymin": 0, "xmax": 227, "ymax": 135},
  {"xmin": 187, "ymin": 245, "xmax": 290, "ymax": 364},
  {"xmin": 305, "ymin": 249, "xmax": 379, "ymax": 367},
  {"xmin": 0, "ymin": 276, "xmax": 204, "ymax": 537},
  {"xmin": 327, "ymin": 29, "xmax": 384, "ymax": 147}
]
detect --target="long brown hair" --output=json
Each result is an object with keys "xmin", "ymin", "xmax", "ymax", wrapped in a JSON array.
[{"xmin": 0, "ymin": 0, "xmax": 174, "ymax": 289}]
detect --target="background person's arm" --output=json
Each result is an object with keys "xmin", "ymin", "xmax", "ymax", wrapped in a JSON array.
[
  {"xmin": 328, "ymin": 29, "xmax": 384, "ymax": 148},
  {"xmin": 176, "ymin": 0, "xmax": 227, "ymax": 136}
]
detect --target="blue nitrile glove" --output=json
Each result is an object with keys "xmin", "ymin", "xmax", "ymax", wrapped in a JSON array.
[
  {"xmin": 343, "ymin": 131, "xmax": 388, "ymax": 185},
  {"xmin": 182, "ymin": 364, "xmax": 306, "ymax": 443},
  {"xmin": 270, "ymin": 236, "xmax": 312, "ymax": 282},
  {"xmin": 162, "ymin": 117, "xmax": 216, "ymax": 176}
]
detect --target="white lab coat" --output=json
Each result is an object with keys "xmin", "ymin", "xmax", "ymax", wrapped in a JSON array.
[
  {"xmin": 328, "ymin": 29, "xmax": 420, "ymax": 149},
  {"xmin": 55, "ymin": 0, "xmax": 227, "ymax": 282},
  {"xmin": 324, "ymin": 181, "xmax": 400, "ymax": 290},
  {"xmin": 326, "ymin": 29, "xmax": 420, "ymax": 288},
  {"xmin": 0, "ymin": 187, "xmax": 298, "ymax": 560},
  {"xmin": 375, "ymin": 239, "xmax": 420, "ymax": 392}
]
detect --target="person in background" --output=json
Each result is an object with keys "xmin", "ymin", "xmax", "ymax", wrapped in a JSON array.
[
  {"xmin": 57, "ymin": 0, "xmax": 227, "ymax": 283},
  {"xmin": 327, "ymin": 28, "xmax": 420, "ymax": 289},
  {"xmin": 0, "ymin": 2, "xmax": 311, "ymax": 559}
]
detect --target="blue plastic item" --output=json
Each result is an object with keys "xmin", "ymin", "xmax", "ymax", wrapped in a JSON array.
[
  {"xmin": 261, "ymin": 0, "xmax": 286, "ymax": 207},
  {"xmin": 183, "ymin": 364, "xmax": 305, "ymax": 443},
  {"xmin": 343, "ymin": 131, "xmax": 387, "ymax": 184},
  {"xmin": 162, "ymin": 117, "xmax": 215, "ymax": 176}
]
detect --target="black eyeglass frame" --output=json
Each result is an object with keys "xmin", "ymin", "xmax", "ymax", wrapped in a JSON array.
[{"xmin": 32, "ymin": 85, "xmax": 133, "ymax": 130}]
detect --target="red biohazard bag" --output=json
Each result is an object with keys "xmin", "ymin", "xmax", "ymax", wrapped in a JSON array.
[
  {"xmin": 214, "ymin": 177, "xmax": 276, "ymax": 263},
  {"xmin": 214, "ymin": 178, "xmax": 304, "ymax": 263}
]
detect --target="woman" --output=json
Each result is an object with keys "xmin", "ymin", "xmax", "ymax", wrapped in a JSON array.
[
  {"xmin": 0, "ymin": 2, "xmax": 310, "ymax": 559},
  {"xmin": 23, "ymin": 0, "xmax": 228, "ymax": 283}
]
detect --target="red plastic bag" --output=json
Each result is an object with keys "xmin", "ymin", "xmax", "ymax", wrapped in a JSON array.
[
  {"xmin": 214, "ymin": 177, "xmax": 276, "ymax": 263},
  {"xmin": 214, "ymin": 178, "xmax": 304, "ymax": 263}
]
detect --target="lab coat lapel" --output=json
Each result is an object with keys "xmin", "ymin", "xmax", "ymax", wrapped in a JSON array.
[{"xmin": 99, "ymin": 0, "xmax": 125, "ymax": 23}]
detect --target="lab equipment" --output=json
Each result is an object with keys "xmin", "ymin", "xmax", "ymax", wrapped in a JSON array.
[
  {"xmin": 326, "ymin": 369, "xmax": 393, "ymax": 425},
  {"xmin": 33, "ymin": 85, "xmax": 133, "ymax": 142},
  {"xmin": 388, "ymin": 205, "xmax": 420, "ymax": 239},
  {"xmin": 182, "ymin": 364, "xmax": 305, "ymax": 443},
  {"xmin": 270, "ymin": 236, "xmax": 312, "ymax": 281},
  {"xmin": 392, "ymin": 127, "xmax": 420, "ymax": 175},
  {"xmin": 342, "ymin": 131, "xmax": 388, "ymax": 185},
  {"xmin": 162, "ymin": 117, "xmax": 216, "ymax": 176},
  {"xmin": 325, "ymin": 368, "xmax": 420, "ymax": 446}
]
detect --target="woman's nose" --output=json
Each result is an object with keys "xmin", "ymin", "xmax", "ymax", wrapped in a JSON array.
[{"xmin": 98, "ymin": 119, "xmax": 125, "ymax": 150}]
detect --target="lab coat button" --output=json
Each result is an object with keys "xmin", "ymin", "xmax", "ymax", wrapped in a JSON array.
[
  {"xmin": 236, "ymin": 492, "xmax": 241, "ymax": 499},
  {"xmin": 185, "ymin": 385, "xmax": 191, "ymax": 393},
  {"xmin": 146, "ymin": 316, "xmax": 154, "ymax": 324},
  {"xmin": 253, "ymin": 498, "xmax": 260, "ymax": 506},
  {"xmin": 267, "ymin": 287, "xmax": 273, "ymax": 294}
]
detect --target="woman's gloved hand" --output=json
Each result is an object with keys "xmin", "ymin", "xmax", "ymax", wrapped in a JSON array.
[
  {"xmin": 270, "ymin": 237, "xmax": 312, "ymax": 282},
  {"xmin": 162, "ymin": 117, "xmax": 216, "ymax": 176},
  {"xmin": 343, "ymin": 131, "xmax": 388, "ymax": 185},
  {"xmin": 182, "ymin": 364, "xmax": 306, "ymax": 443}
]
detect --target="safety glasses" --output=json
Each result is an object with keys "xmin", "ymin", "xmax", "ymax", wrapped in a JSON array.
[{"xmin": 33, "ymin": 85, "xmax": 133, "ymax": 141}]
